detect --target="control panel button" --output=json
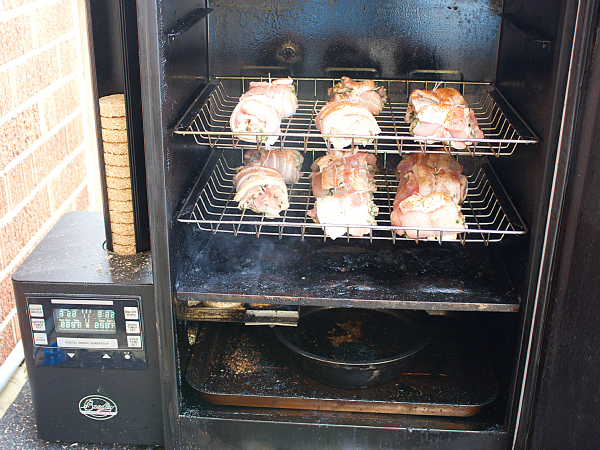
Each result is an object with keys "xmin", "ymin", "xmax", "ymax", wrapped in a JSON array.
[
  {"xmin": 123, "ymin": 307, "xmax": 139, "ymax": 320},
  {"xmin": 31, "ymin": 318, "xmax": 46, "ymax": 332},
  {"xmin": 29, "ymin": 304, "xmax": 44, "ymax": 318},
  {"xmin": 33, "ymin": 333, "xmax": 48, "ymax": 345},
  {"xmin": 126, "ymin": 321, "xmax": 140, "ymax": 334},
  {"xmin": 66, "ymin": 352, "xmax": 76, "ymax": 359},
  {"xmin": 127, "ymin": 336, "xmax": 141, "ymax": 348},
  {"xmin": 102, "ymin": 352, "xmax": 112, "ymax": 359}
]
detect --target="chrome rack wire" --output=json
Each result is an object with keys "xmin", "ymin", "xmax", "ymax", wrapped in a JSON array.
[
  {"xmin": 177, "ymin": 149, "xmax": 528, "ymax": 244},
  {"xmin": 174, "ymin": 77, "xmax": 539, "ymax": 157}
]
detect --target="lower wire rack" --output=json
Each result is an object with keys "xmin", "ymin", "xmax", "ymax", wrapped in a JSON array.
[{"xmin": 177, "ymin": 149, "xmax": 528, "ymax": 244}]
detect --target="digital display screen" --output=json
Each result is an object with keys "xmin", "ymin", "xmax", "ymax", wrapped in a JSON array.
[{"xmin": 53, "ymin": 308, "xmax": 116, "ymax": 334}]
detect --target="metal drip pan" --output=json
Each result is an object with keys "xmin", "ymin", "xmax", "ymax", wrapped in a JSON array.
[{"xmin": 185, "ymin": 316, "xmax": 499, "ymax": 417}]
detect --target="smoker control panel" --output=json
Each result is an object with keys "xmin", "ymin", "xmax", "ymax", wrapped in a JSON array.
[{"xmin": 25, "ymin": 295, "xmax": 147, "ymax": 369}]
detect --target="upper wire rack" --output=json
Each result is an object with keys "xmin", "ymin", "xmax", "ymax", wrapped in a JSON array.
[{"xmin": 174, "ymin": 77, "xmax": 539, "ymax": 157}]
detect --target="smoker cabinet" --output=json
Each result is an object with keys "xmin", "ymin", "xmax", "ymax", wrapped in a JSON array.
[
  {"xmin": 12, "ymin": 212, "xmax": 163, "ymax": 446},
  {"xmin": 130, "ymin": 0, "xmax": 600, "ymax": 449}
]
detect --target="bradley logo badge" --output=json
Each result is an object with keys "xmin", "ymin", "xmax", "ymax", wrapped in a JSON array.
[{"xmin": 78, "ymin": 395, "xmax": 118, "ymax": 420}]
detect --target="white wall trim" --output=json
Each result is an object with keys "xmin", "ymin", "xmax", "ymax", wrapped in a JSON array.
[{"xmin": 0, "ymin": 340, "xmax": 24, "ymax": 394}]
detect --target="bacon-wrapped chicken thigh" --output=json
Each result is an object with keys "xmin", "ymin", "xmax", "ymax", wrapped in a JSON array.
[
  {"xmin": 230, "ymin": 78, "xmax": 298, "ymax": 146},
  {"xmin": 233, "ymin": 166, "xmax": 289, "ymax": 217},
  {"xmin": 328, "ymin": 76, "xmax": 387, "ymax": 115},
  {"xmin": 394, "ymin": 163, "xmax": 467, "ymax": 207},
  {"xmin": 404, "ymin": 87, "xmax": 484, "ymax": 149},
  {"xmin": 395, "ymin": 153, "xmax": 463, "ymax": 180},
  {"xmin": 391, "ymin": 192, "xmax": 467, "ymax": 240},
  {"xmin": 315, "ymin": 100, "xmax": 381, "ymax": 149},
  {"xmin": 244, "ymin": 148, "xmax": 304, "ymax": 184},
  {"xmin": 310, "ymin": 151, "xmax": 377, "ymax": 197},
  {"xmin": 247, "ymin": 77, "xmax": 298, "ymax": 118},
  {"xmin": 308, "ymin": 151, "xmax": 378, "ymax": 239}
]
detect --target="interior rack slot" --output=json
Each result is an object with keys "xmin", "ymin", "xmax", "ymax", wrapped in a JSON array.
[
  {"xmin": 177, "ymin": 149, "xmax": 528, "ymax": 244},
  {"xmin": 174, "ymin": 77, "xmax": 539, "ymax": 157}
]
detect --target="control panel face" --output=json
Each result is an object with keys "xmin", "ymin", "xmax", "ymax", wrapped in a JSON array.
[{"xmin": 26, "ymin": 295, "xmax": 147, "ymax": 369}]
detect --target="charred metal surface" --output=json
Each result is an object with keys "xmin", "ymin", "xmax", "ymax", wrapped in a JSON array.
[
  {"xmin": 185, "ymin": 315, "xmax": 498, "ymax": 416},
  {"xmin": 176, "ymin": 230, "xmax": 519, "ymax": 311},
  {"xmin": 186, "ymin": 305, "xmax": 299, "ymax": 325},
  {"xmin": 207, "ymin": 0, "xmax": 501, "ymax": 81}
]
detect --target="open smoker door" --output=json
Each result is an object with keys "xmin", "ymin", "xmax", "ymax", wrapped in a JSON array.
[{"xmin": 513, "ymin": 2, "xmax": 600, "ymax": 449}]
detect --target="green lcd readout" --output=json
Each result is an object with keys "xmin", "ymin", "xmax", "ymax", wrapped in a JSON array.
[{"xmin": 52, "ymin": 308, "xmax": 116, "ymax": 334}]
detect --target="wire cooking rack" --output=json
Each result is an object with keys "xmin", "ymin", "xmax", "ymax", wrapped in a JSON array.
[
  {"xmin": 177, "ymin": 149, "xmax": 528, "ymax": 244},
  {"xmin": 174, "ymin": 77, "xmax": 539, "ymax": 157}
]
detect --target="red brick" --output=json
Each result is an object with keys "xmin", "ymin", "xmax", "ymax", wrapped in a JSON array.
[
  {"xmin": 0, "ymin": 186, "xmax": 52, "ymax": 268},
  {"xmin": 32, "ymin": 127, "xmax": 68, "ymax": 183},
  {"xmin": 5, "ymin": 153, "xmax": 35, "ymax": 209},
  {"xmin": 0, "ymin": 320, "xmax": 18, "ymax": 366},
  {"xmin": 71, "ymin": 184, "xmax": 90, "ymax": 211},
  {"xmin": 12, "ymin": 47, "xmax": 60, "ymax": 106},
  {"xmin": 1, "ymin": 0, "xmax": 36, "ymax": 11},
  {"xmin": 49, "ymin": 151, "xmax": 86, "ymax": 212},
  {"xmin": 32, "ymin": 0, "xmax": 74, "ymax": 49},
  {"xmin": 0, "ymin": 273, "xmax": 16, "ymax": 314},
  {"xmin": 0, "ymin": 69, "xmax": 13, "ymax": 117},
  {"xmin": 41, "ymin": 77, "xmax": 80, "ymax": 132},
  {"xmin": 0, "ymin": 264, "xmax": 19, "ymax": 324},
  {"xmin": 0, "ymin": 223, "xmax": 4, "ymax": 269},
  {"xmin": 13, "ymin": 314, "xmax": 21, "ymax": 343},
  {"xmin": 65, "ymin": 113, "xmax": 84, "ymax": 153},
  {"xmin": 58, "ymin": 37, "xmax": 78, "ymax": 77},
  {"xmin": 0, "ymin": 104, "xmax": 42, "ymax": 171},
  {"xmin": 0, "ymin": 12, "xmax": 33, "ymax": 66},
  {"xmin": 0, "ymin": 175, "xmax": 8, "ymax": 218}
]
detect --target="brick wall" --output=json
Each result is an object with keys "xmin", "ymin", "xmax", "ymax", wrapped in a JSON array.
[{"xmin": 0, "ymin": 0, "xmax": 98, "ymax": 366}]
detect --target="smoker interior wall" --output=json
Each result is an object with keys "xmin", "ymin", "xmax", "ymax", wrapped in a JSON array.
[
  {"xmin": 494, "ymin": 0, "xmax": 566, "ymax": 231},
  {"xmin": 159, "ymin": 0, "xmax": 212, "ymax": 280},
  {"xmin": 207, "ymin": 0, "xmax": 501, "ymax": 80}
]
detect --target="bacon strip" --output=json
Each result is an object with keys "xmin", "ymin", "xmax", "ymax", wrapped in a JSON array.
[
  {"xmin": 328, "ymin": 76, "xmax": 387, "ymax": 115},
  {"xmin": 244, "ymin": 148, "xmax": 304, "ymax": 184},
  {"xmin": 315, "ymin": 101, "xmax": 381, "ymax": 150}
]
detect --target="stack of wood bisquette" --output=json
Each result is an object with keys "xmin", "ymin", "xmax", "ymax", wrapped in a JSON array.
[{"xmin": 98, "ymin": 94, "xmax": 136, "ymax": 255}]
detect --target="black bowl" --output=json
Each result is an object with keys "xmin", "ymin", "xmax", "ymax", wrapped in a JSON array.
[{"xmin": 274, "ymin": 308, "xmax": 430, "ymax": 388}]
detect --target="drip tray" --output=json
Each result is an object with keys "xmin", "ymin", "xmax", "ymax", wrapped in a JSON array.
[{"xmin": 186, "ymin": 317, "xmax": 498, "ymax": 417}]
